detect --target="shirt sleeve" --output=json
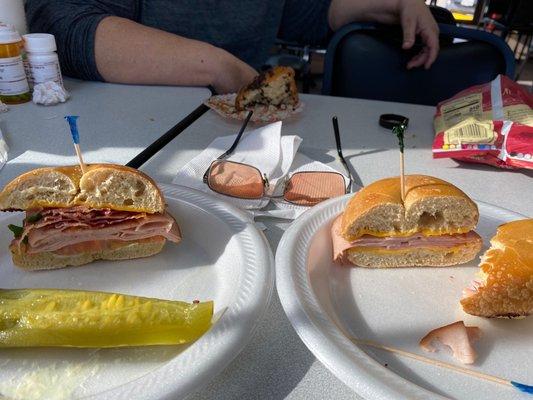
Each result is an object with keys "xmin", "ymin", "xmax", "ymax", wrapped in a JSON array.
[
  {"xmin": 278, "ymin": 0, "xmax": 332, "ymax": 46},
  {"xmin": 25, "ymin": 0, "xmax": 139, "ymax": 81}
]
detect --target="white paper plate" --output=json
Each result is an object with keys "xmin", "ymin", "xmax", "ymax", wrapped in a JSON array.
[
  {"xmin": 0, "ymin": 184, "xmax": 274, "ymax": 400},
  {"xmin": 276, "ymin": 194, "xmax": 532, "ymax": 400}
]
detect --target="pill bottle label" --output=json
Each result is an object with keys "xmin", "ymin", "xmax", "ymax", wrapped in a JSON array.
[
  {"xmin": 0, "ymin": 55, "xmax": 29, "ymax": 95},
  {"xmin": 21, "ymin": 52, "xmax": 32, "ymax": 89},
  {"xmin": 29, "ymin": 60, "xmax": 63, "ymax": 86}
]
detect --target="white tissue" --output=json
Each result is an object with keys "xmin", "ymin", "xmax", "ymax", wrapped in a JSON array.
[
  {"xmin": 173, "ymin": 122, "xmax": 352, "ymax": 220},
  {"xmin": 0, "ymin": 100, "xmax": 8, "ymax": 113},
  {"xmin": 32, "ymin": 81, "xmax": 69, "ymax": 106},
  {"xmin": 0, "ymin": 127, "xmax": 9, "ymax": 172}
]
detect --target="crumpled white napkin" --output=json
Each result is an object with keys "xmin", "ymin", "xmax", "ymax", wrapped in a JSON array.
[
  {"xmin": 32, "ymin": 81, "xmax": 69, "ymax": 106},
  {"xmin": 0, "ymin": 127, "xmax": 8, "ymax": 172},
  {"xmin": 173, "ymin": 121, "xmax": 302, "ymax": 210},
  {"xmin": 173, "ymin": 122, "xmax": 352, "ymax": 219}
]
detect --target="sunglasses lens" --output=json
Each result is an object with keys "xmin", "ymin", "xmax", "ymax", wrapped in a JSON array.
[
  {"xmin": 284, "ymin": 172, "xmax": 345, "ymax": 206},
  {"xmin": 208, "ymin": 160, "xmax": 264, "ymax": 199}
]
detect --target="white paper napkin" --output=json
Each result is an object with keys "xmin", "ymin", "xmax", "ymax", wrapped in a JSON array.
[
  {"xmin": 32, "ymin": 81, "xmax": 70, "ymax": 106},
  {"xmin": 173, "ymin": 121, "xmax": 302, "ymax": 210},
  {"xmin": 173, "ymin": 122, "xmax": 354, "ymax": 220},
  {"xmin": 0, "ymin": 127, "xmax": 8, "ymax": 172}
]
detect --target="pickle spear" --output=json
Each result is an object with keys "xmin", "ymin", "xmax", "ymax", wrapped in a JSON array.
[{"xmin": 0, "ymin": 289, "xmax": 213, "ymax": 348}]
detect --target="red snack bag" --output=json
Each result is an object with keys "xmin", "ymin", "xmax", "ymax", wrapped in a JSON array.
[{"xmin": 432, "ymin": 75, "xmax": 533, "ymax": 170}]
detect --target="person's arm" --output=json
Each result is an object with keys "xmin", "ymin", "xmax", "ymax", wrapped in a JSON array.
[
  {"xmin": 26, "ymin": 0, "xmax": 256, "ymax": 93},
  {"xmin": 328, "ymin": 0, "xmax": 439, "ymax": 69},
  {"xmin": 95, "ymin": 17, "xmax": 257, "ymax": 93}
]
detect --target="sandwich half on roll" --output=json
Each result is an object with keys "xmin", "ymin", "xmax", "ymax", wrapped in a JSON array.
[
  {"xmin": 461, "ymin": 219, "xmax": 533, "ymax": 318},
  {"xmin": 332, "ymin": 175, "xmax": 482, "ymax": 268},
  {"xmin": 0, "ymin": 164, "xmax": 181, "ymax": 270}
]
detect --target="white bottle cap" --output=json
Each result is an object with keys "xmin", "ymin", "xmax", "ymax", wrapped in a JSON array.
[
  {"xmin": 0, "ymin": 23, "xmax": 22, "ymax": 44},
  {"xmin": 23, "ymin": 33, "xmax": 57, "ymax": 53}
]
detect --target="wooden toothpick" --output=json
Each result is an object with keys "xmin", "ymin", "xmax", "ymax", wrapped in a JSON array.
[
  {"xmin": 350, "ymin": 338, "xmax": 532, "ymax": 393},
  {"xmin": 64, "ymin": 115, "xmax": 87, "ymax": 174},
  {"xmin": 330, "ymin": 309, "xmax": 532, "ymax": 395},
  {"xmin": 73, "ymin": 143, "xmax": 86, "ymax": 174},
  {"xmin": 400, "ymin": 151, "xmax": 405, "ymax": 201}
]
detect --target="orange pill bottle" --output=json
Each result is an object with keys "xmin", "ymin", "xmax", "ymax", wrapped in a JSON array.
[{"xmin": 0, "ymin": 23, "xmax": 30, "ymax": 104}]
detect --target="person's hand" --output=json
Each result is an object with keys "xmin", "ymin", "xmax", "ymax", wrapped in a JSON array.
[
  {"xmin": 398, "ymin": 0, "xmax": 440, "ymax": 70},
  {"xmin": 328, "ymin": 0, "xmax": 440, "ymax": 70},
  {"xmin": 212, "ymin": 51, "xmax": 258, "ymax": 94}
]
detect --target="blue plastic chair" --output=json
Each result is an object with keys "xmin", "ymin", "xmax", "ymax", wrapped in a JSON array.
[{"xmin": 322, "ymin": 23, "xmax": 516, "ymax": 105}]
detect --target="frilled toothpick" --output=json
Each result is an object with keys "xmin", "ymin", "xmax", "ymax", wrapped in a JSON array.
[
  {"xmin": 64, "ymin": 115, "xmax": 87, "ymax": 175},
  {"xmin": 392, "ymin": 122, "xmax": 407, "ymax": 202}
]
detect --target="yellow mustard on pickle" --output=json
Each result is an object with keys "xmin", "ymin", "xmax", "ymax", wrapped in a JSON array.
[{"xmin": 0, "ymin": 288, "xmax": 213, "ymax": 348}]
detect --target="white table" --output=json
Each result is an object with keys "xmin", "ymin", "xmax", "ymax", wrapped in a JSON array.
[
  {"xmin": 1, "ymin": 79, "xmax": 531, "ymax": 400},
  {"xmin": 0, "ymin": 79, "xmax": 211, "ymax": 184}
]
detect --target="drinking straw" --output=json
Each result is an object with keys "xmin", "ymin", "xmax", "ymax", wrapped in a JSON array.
[{"xmin": 126, "ymin": 103, "xmax": 210, "ymax": 169}]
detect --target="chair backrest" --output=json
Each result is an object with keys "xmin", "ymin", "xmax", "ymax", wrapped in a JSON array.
[
  {"xmin": 322, "ymin": 23, "xmax": 516, "ymax": 106},
  {"xmin": 429, "ymin": 5, "xmax": 456, "ymax": 25}
]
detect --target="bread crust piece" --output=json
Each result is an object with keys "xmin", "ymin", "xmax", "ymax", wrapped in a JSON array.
[
  {"xmin": 341, "ymin": 175, "xmax": 479, "ymax": 241},
  {"xmin": 0, "ymin": 164, "xmax": 164, "ymax": 213},
  {"xmin": 10, "ymin": 237, "xmax": 166, "ymax": 271},
  {"xmin": 346, "ymin": 237, "xmax": 482, "ymax": 268},
  {"xmin": 235, "ymin": 66, "xmax": 299, "ymax": 111},
  {"xmin": 461, "ymin": 219, "xmax": 533, "ymax": 318}
]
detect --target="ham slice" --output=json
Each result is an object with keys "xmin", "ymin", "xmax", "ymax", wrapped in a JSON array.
[
  {"xmin": 419, "ymin": 321, "xmax": 482, "ymax": 364},
  {"xmin": 13, "ymin": 206, "xmax": 181, "ymax": 254},
  {"xmin": 331, "ymin": 215, "xmax": 479, "ymax": 263}
]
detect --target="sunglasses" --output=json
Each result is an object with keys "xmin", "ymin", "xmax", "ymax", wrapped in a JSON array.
[{"xmin": 203, "ymin": 111, "xmax": 354, "ymax": 206}]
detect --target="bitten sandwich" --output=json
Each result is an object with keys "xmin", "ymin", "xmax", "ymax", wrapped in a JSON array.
[
  {"xmin": 235, "ymin": 66, "xmax": 299, "ymax": 111},
  {"xmin": 332, "ymin": 175, "xmax": 482, "ymax": 268},
  {"xmin": 0, "ymin": 164, "xmax": 181, "ymax": 270},
  {"xmin": 461, "ymin": 219, "xmax": 533, "ymax": 318}
]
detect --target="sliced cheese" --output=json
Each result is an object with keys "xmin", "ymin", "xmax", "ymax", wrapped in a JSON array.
[
  {"xmin": 349, "ymin": 245, "xmax": 466, "ymax": 255},
  {"xmin": 352, "ymin": 227, "xmax": 471, "ymax": 239}
]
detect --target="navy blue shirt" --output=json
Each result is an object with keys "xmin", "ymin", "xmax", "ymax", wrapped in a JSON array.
[{"xmin": 26, "ymin": 0, "xmax": 331, "ymax": 81}]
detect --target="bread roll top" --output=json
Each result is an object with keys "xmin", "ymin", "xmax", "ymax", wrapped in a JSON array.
[
  {"xmin": 341, "ymin": 175, "xmax": 478, "ymax": 241},
  {"xmin": 0, "ymin": 164, "xmax": 164, "ymax": 213}
]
